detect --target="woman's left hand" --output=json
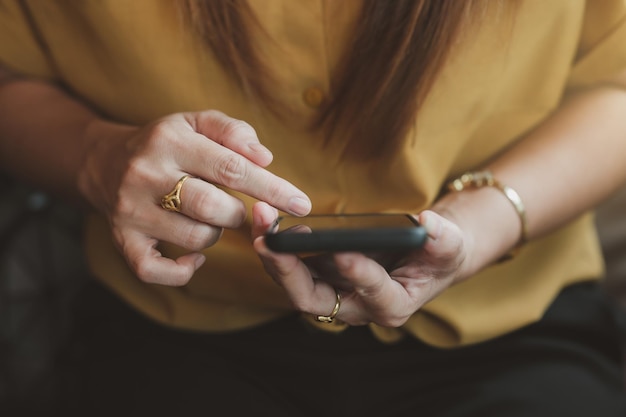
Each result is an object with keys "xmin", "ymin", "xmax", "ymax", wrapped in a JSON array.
[{"xmin": 252, "ymin": 202, "xmax": 470, "ymax": 327}]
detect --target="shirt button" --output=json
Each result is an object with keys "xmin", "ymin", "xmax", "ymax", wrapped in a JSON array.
[{"xmin": 302, "ymin": 87, "xmax": 325, "ymax": 108}]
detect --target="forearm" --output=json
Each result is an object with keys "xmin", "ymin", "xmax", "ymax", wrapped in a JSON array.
[
  {"xmin": 435, "ymin": 77, "xmax": 626, "ymax": 279},
  {"xmin": 0, "ymin": 71, "xmax": 109, "ymax": 205}
]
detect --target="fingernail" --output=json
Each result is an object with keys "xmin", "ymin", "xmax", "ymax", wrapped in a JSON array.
[
  {"xmin": 287, "ymin": 196, "xmax": 312, "ymax": 216},
  {"xmin": 334, "ymin": 253, "xmax": 354, "ymax": 270},
  {"xmin": 248, "ymin": 142, "xmax": 272, "ymax": 157},
  {"xmin": 421, "ymin": 212, "xmax": 442, "ymax": 240},
  {"xmin": 194, "ymin": 254, "xmax": 206, "ymax": 269}
]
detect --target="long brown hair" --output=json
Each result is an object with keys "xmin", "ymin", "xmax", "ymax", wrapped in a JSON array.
[{"xmin": 181, "ymin": 1, "xmax": 492, "ymax": 158}]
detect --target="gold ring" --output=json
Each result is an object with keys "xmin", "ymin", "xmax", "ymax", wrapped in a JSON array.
[
  {"xmin": 160, "ymin": 175, "xmax": 191, "ymax": 212},
  {"xmin": 315, "ymin": 289, "xmax": 341, "ymax": 323}
]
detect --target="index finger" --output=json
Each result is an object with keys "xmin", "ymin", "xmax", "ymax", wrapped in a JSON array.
[
  {"xmin": 333, "ymin": 252, "xmax": 413, "ymax": 327},
  {"xmin": 186, "ymin": 133, "xmax": 312, "ymax": 216}
]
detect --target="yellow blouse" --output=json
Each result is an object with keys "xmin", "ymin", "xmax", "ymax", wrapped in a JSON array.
[{"xmin": 2, "ymin": 0, "xmax": 626, "ymax": 347}]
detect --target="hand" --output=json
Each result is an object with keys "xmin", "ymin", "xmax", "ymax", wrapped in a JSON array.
[
  {"xmin": 78, "ymin": 110, "xmax": 311, "ymax": 286},
  {"xmin": 252, "ymin": 202, "xmax": 468, "ymax": 327}
]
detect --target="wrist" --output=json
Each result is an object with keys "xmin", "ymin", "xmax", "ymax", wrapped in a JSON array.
[
  {"xmin": 431, "ymin": 179, "xmax": 523, "ymax": 280},
  {"xmin": 78, "ymin": 118, "xmax": 137, "ymax": 212},
  {"xmin": 448, "ymin": 171, "xmax": 527, "ymax": 260}
]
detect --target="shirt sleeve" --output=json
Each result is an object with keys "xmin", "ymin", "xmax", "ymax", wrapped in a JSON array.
[
  {"xmin": 0, "ymin": 0, "xmax": 56, "ymax": 79},
  {"xmin": 567, "ymin": 0, "xmax": 626, "ymax": 89}
]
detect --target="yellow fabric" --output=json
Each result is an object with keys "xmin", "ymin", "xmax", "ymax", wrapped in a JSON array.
[{"xmin": 1, "ymin": 0, "xmax": 625, "ymax": 347}]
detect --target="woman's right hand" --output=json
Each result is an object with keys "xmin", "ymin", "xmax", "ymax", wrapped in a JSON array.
[{"xmin": 77, "ymin": 110, "xmax": 311, "ymax": 286}]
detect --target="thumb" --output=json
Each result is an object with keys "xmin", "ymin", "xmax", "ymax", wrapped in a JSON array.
[
  {"xmin": 251, "ymin": 201, "xmax": 279, "ymax": 240},
  {"xmin": 418, "ymin": 210, "xmax": 464, "ymax": 261}
]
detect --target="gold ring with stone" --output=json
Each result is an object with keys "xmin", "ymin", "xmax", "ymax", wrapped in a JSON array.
[
  {"xmin": 314, "ymin": 289, "xmax": 341, "ymax": 323},
  {"xmin": 160, "ymin": 175, "xmax": 191, "ymax": 212}
]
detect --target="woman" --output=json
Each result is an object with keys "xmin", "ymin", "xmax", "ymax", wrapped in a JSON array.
[{"xmin": 1, "ymin": 1, "xmax": 626, "ymax": 415}]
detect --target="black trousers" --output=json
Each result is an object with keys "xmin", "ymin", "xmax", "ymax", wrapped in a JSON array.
[{"xmin": 55, "ymin": 281, "xmax": 626, "ymax": 417}]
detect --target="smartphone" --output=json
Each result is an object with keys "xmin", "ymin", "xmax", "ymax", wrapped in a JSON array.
[{"xmin": 264, "ymin": 213, "xmax": 427, "ymax": 253}]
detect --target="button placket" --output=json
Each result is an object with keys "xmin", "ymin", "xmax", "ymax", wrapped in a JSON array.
[{"xmin": 302, "ymin": 86, "xmax": 325, "ymax": 108}]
